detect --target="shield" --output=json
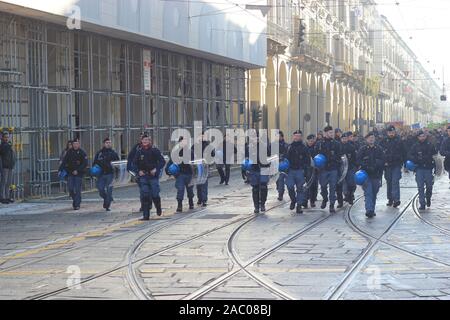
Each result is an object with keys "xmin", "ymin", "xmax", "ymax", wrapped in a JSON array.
[
  {"xmin": 337, "ymin": 155, "xmax": 349, "ymax": 184},
  {"xmin": 260, "ymin": 155, "xmax": 280, "ymax": 181},
  {"xmin": 304, "ymin": 158, "xmax": 317, "ymax": 190},
  {"xmin": 111, "ymin": 161, "xmax": 132, "ymax": 186},
  {"xmin": 188, "ymin": 159, "xmax": 209, "ymax": 187},
  {"xmin": 433, "ymin": 155, "xmax": 445, "ymax": 177}
]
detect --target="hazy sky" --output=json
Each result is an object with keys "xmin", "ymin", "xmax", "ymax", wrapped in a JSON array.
[{"xmin": 378, "ymin": 0, "xmax": 450, "ymax": 91}]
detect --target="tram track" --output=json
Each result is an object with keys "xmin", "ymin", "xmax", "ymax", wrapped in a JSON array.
[
  {"xmin": 23, "ymin": 184, "xmax": 283, "ymax": 300},
  {"xmin": 411, "ymin": 197, "xmax": 450, "ymax": 237},
  {"xmin": 183, "ymin": 199, "xmax": 359, "ymax": 300},
  {"xmin": 327, "ymin": 185, "xmax": 450, "ymax": 300}
]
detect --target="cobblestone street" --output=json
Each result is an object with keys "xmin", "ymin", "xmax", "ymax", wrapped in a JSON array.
[{"xmin": 1, "ymin": 171, "xmax": 449, "ymax": 300}]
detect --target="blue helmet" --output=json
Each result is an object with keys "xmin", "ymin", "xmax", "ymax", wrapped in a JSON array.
[
  {"xmin": 90, "ymin": 165, "xmax": 103, "ymax": 177},
  {"xmin": 168, "ymin": 163, "xmax": 180, "ymax": 176},
  {"xmin": 279, "ymin": 159, "xmax": 290, "ymax": 172},
  {"xmin": 314, "ymin": 154, "xmax": 327, "ymax": 169},
  {"xmin": 241, "ymin": 159, "xmax": 253, "ymax": 171},
  {"xmin": 405, "ymin": 160, "xmax": 417, "ymax": 171},
  {"xmin": 354, "ymin": 170, "xmax": 369, "ymax": 186},
  {"xmin": 58, "ymin": 169, "xmax": 68, "ymax": 181}
]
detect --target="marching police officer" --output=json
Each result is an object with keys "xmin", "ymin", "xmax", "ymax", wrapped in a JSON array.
[
  {"xmin": 93, "ymin": 138, "xmax": 120, "ymax": 211},
  {"xmin": 128, "ymin": 132, "xmax": 145, "ymax": 212},
  {"xmin": 305, "ymin": 134, "xmax": 319, "ymax": 208},
  {"xmin": 357, "ymin": 132, "xmax": 385, "ymax": 218},
  {"xmin": 166, "ymin": 137, "xmax": 195, "ymax": 213},
  {"xmin": 315, "ymin": 126, "xmax": 342, "ymax": 213},
  {"xmin": 217, "ymin": 134, "xmax": 236, "ymax": 186},
  {"xmin": 276, "ymin": 131, "xmax": 289, "ymax": 201},
  {"xmin": 133, "ymin": 135, "xmax": 166, "ymax": 220},
  {"xmin": 381, "ymin": 126, "xmax": 406, "ymax": 208},
  {"xmin": 440, "ymin": 125, "xmax": 450, "ymax": 181},
  {"xmin": 61, "ymin": 139, "xmax": 88, "ymax": 210},
  {"xmin": 194, "ymin": 132, "xmax": 213, "ymax": 207},
  {"xmin": 335, "ymin": 129, "xmax": 345, "ymax": 208},
  {"xmin": 286, "ymin": 130, "xmax": 311, "ymax": 214},
  {"xmin": 247, "ymin": 132, "xmax": 271, "ymax": 214},
  {"xmin": 340, "ymin": 132, "xmax": 357, "ymax": 205},
  {"xmin": 408, "ymin": 131, "xmax": 438, "ymax": 211}
]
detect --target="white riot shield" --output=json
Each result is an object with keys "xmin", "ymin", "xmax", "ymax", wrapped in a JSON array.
[
  {"xmin": 433, "ymin": 155, "xmax": 445, "ymax": 178},
  {"xmin": 260, "ymin": 155, "xmax": 280, "ymax": 181},
  {"xmin": 304, "ymin": 158, "xmax": 317, "ymax": 190},
  {"xmin": 337, "ymin": 155, "xmax": 349, "ymax": 184},
  {"xmin": 188, "ymin": 159, "xmax": 209, "ymax": 187},
  {"xmin": 111, "ymin": 161, "xmax": 132, "ymax": 186}
]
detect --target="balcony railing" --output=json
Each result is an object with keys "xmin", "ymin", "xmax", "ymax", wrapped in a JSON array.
[
  {"xmin": 291, "ymin": 42, "xmax": 333, "ymax": 67},
  {"xmin": 267, "ymin": 20, "xmax": 291, "ymax": 47}
]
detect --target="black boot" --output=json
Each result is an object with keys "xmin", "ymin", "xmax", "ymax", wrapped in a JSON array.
[
  {"xmin": 260, "ymin": 185, "xmax": 268, "ymax": 213},
  {"xmin": 189, "ymin": 198, "xmax": 194, "ymax": 210},
  {"xmin": 153, "ymin": 197, "xmax": 162, "ymax": 216},
  {"xmin": 321, "ymin": 199, "xmax": 328, "ymax": 209},
  {"xmin": 426, "ymin": 198, "xmax": 431, "ymax": 208},
  {"xmin": 329, "ymin": 204, "xmax": 336, "ymax": 214},
  {"xmin": 176, "ymin": 200, "xmax": 183, "ymax": 213},
  {"xmin": 296, "ymin": 205, "xmax": 303, "ymax": 214}
]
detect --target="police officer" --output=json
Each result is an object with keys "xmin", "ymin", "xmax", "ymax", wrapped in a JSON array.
[
  {"xmin": 0, "ymin": 132, "xmax": 15, "ymax": 204},
  {"xmin": 133, "ymin": 135, "xmax": 166, "ymax": 220},
  {"xmin": 128, "ymin": 132, "xmax": 145, "ymax": 212},
  {"xmin": 340, "ymin": 132, "xmax": 357, "ymax": 205},
  {"xmin": 276, "ymin": 131, "xmax": 289, "ymax": 201},
  {"xmin": 166, "ymin": 137, "xmax": 195, "ymax": 213},
  {"xmin": 440, "ymin": 126, "xmax": 450, "ymax": 181},
  {"xmin": 194, "ymin": 132, "xmax": 213, "ymax": 207},
  {"xmin": 381, "ymin": 126, "xmax": 406, "ymax": 208},
  {"xmin": 217, "ymin": 134, "xmax": 236, "ymax": 186},
  {"xmin": 247, "ymin": 132, "xmax": 271, "ymax": 214},
  {"xmin": 335, "ymin": 129, "xmax": 345, "ymax": 208},
  {"xmin": 305, "ymin": 134, "xmax": 318, "ymax": 208},
  {"xmin": 286, "ymin": 130, "xmax": 311, "ymax": 214},
  {"xmin": 61, "ymin": 139, "xmax": 88, "ymax": 210},
  {"xmin": 408, "ymin": 131, "xmax": 438, "ymax": 211},
  {"xmin": 93, "ymin": 138, "xmax": 120, "ymax": 211},
  {"xmin": 315, "ymin": 126, "xmax": 342, "ymax": 213},
  {"xmin": 357, "ymin": 132, "xmax": 385, "ymax": 218},
  {"xmin": 127, "ymin": 132, "xmax": 145, "ymax": 173}
]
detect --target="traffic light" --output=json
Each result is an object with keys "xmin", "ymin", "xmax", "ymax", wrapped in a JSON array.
[
  {"xmin": 252, "ymin": 108, "xmax": 263, "ymax": 124},
  {"xmin": 299, "ymin": 19, "xmax": 306, "ymax": 45}
]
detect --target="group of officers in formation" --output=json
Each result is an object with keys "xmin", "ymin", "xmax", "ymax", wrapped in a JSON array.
[{"xmin": 58, "ymin": 124, "xmax": 450, "ymax": 220}]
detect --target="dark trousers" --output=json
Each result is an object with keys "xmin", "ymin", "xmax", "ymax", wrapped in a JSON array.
[
  {"xmin": 217, "ymin": 164, "xmax": 231, "ymax": 184},
  {"xmin": 363, "ymin": 177, "xmax": 382, "ymax": 212},
  {"xmin": 197, "ymin": 179, "xmax": 209, "ymax": 203},
  {"xmin": 138, "ymin": 176, "xmax": 161, "ymax": 219},
  {"xmin": 416, "ymin": 168, "xmax": 433, "ymax": 207},
  {"xmin": 319, "ymin": 170, "xmax": 338, "ymax": 205},
  {"xmin": 276, "ymin": 173, "xmax": 287, "ymax": 197},
  {"xmin": 176, "ymin": 173, "xmax": 194, "ymax": 201},
  {"xmin": 385, "ymin": 165, "xmax": 402, "ymax": 202},
  {"xmin": 68, "ymin": 175, "xmax": 83, "ymax": 208},
  {"xmin": 96, "ymin": 174, "xmax": 114, "ymax": 209},
  {"xmin": 249, "ymin": 171, "xmax": 269, "ymax": 209}
]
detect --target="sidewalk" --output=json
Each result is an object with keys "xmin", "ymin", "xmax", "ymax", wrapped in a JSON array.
[{"xmin": 0, "ymin": 166, "xmax": 240, "ymax": 216}]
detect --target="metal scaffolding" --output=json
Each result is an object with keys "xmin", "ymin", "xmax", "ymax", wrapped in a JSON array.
[{"xmin": 0, "ymin": 12, "xmax": 249, "ymax": 199}]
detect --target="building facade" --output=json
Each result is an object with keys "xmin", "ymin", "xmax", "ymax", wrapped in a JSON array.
[
  {"xmin": 0, "ymin": 0, "xmax": 266, "ymax": 198},
  {"xmin": 249, "ymin": 0, "xmax": 445, "ymax": 142}
]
